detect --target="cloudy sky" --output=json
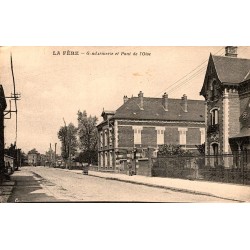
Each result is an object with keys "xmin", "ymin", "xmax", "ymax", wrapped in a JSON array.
[{"xmin": 1, "ymin": 46, "xmax": 250, "ymax": 154}]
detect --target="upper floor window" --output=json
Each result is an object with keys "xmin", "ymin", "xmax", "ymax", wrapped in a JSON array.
[
  {"xmin": 104, "ymin": 130, "xmax": 108, "ymax": 146},
  {"xmin": 109, "ymin": 128, "xmax": 113, "ymax": 147},
  {"xmin": 155, "ymin": 127, "xmax": 165, "ymax": 145},
  {"xmin": 100, "ymin": 132, "xmax": 103, "ymax": 148},
  {"xmin": 178, "ymin": 128, "xmax": 188, "ymax": 145},
  {"xmin": 132, "ymin": 126, "xmax": 142, "ymax": 145},
  {"xmin": 210, "ymin": 108, "xmax": 219, "ymax": 125}
]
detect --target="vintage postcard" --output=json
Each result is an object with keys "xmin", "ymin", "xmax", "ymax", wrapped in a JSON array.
[{"xmin": 0, "ymin": 46, "xmax": 250, "ymax": 202}]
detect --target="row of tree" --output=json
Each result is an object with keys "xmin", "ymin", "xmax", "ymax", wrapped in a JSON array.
[{"xmin": 57, "ymin": 110, "xmax": 98, "ymax": 166}]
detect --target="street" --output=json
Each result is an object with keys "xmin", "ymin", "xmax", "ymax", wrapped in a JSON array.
[{"xmin": 7, "ymin": 166, "xmax": 233, "ymax": 202}]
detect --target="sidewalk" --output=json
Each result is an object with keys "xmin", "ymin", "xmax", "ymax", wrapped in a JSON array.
[
  {"xmin": 67, "ymin": 169, "xmax": 250, "ymax": 202},
  {"xmin": 0, "ymin": 180, "xmax": 15, "ymax": 203}
]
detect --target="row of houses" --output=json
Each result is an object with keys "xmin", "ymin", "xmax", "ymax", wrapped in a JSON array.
[
  {"xmin": 96, "ymin": 46, "xmax": 250, "ymax": 171},
  {"xmin": 27, "ymin": 147, "xmax": 62, "ymax": 167}
]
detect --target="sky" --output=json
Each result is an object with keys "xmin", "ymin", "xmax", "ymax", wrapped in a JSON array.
[{"xmin": 1, "ymin": 46, "xmax": 250, "ymax": 154}]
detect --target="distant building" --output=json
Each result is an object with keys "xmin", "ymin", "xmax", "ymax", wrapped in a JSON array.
[
  {"xmin": 27, "ymin": 149, "xmax": 41, "ymax": 166},
  {"xmin": 97, "ymin": 91, "xmax": 205, "ymax": 171},
  {"xmin": 200, "ymin": 46, "xmax": 250, "ymax": 160}
]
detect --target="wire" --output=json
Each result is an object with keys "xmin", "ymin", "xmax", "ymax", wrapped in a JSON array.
[
  {"xmin": 173, "ymin": 48, "xmax": 249, "ymax": 93},
  {"xmin": 153, "ymin": 47, "xmax": 224, "ymax": 97},
  {"xmin": 165, "ymin": 48, "xmax": 246, "ymax": 96}
]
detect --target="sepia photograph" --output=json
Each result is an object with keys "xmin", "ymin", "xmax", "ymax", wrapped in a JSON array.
[
  {"xmin": 1, "ymin": 1, "xmax": 250, "ymax": 250},
  {"xmin": 0, "ymin": 46, "xmax": 250, "ymax": 203}
]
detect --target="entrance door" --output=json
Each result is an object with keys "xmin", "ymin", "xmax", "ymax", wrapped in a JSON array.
[{"xmin": 212, "ymin": 143, "xmax": 219, "ymax": 167}]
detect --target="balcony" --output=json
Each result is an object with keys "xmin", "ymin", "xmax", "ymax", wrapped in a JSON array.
[{"xmin": 207, "ymin": 124, "xmax": 219, "ymax": 134}]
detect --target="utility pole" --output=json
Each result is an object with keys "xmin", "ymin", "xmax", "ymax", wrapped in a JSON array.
[
  {"xmin": 63, "ymin": 118, "xmax": 71, "ymax": 169},
  {"xmin": 50, "ymin": 143, "xmax": 52, "ymax": 167},
  {"xmin": 54, "ymin": 143, "xmax": 57, "ymax": 167}
]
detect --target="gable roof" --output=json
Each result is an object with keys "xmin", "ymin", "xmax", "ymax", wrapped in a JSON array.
[
  {"xmin": 212, "ymin": 55, "xmax": 250, "ymax": 84},
  {"xmin": 111, "ymin": 97, "xmax": 205, "ymax": 122}
]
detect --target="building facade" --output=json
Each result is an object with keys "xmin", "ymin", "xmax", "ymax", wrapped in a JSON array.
[
  {"xmin": 27, "ymin": 149, "xmax": 41, "ymax": 166},
  {"xmin": 200, "ymin": 46, "xmax": 250, "ymax": 167},
  {"xmin": 97, "ymin": 91, "xmax": 205, "ymax": 171},
  {"xmin": 0, "ymin": 85, "xmax": 7, "ymax": 182}
]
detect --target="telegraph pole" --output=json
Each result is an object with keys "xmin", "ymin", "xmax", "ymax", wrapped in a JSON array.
[
  {"xmin": 54, "ymin": 143, "xmax": 57, "ymax": 167},
  {"xmin": 63, "ymin": 118, "xmax": 71, "ymax": 169},
  {"xmin": 50, "ymin": 143, "xmax": 52, "ymax": 167}
]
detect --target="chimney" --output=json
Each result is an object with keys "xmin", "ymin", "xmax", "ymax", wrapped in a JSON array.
[
  {"xmin": 225, "ymin": 46, "xmax": 238, "ymax": 57},
  {"xmin": 162, "ymin": 92, "xmax": 168, "ymax": 111},
  {"xmin": 123, "ymin": 95, "xmax": 129, "ymax": 103},
  {"xmin": 138, "ymin": 91, "xmax": 144, "ymax": 110},
  {"xmin": 181, "ymin": 94, "xmax": 188, "ymax": 112}
]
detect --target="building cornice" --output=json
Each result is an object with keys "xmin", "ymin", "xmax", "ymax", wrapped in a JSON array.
[{"xmin": 116, "ymin": 119, "xmax": 205, "ymax": 125}]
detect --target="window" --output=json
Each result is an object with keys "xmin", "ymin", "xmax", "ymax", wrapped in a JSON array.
[
  {"xmin": 99, "ymin": 153, "xmax": 103, "ymax": 167},
  {"xmin": 104, "ymin": 152, "xmax": 108, "ymax": 167},
  {"xmin": 104, "ymin": 130, "xmax": 107, "ymax": 146},
  {"xmin": 100, "ymin": 132, "xmax": 103, "ymax": 148},
  {"xmin": 155, "ymin": 127, "xmax": 165, "ymax": 145},
  {"xmin": 132, "ymin": 126, "xmax": 143, "ymax": 145},
  {"xmin": 109, "ymin": 151, "xmax": 113, "ymax": 168},
  {"xmin": 109, "ymin": 129, "xmax": 113, "ymax": 147},
  {"xmin": 178, "ymin": 128, "xmax": 188, "ymax": 145},
  {"xmin": 211, "ymin": 80, "xmax": 219, "ymax": 100},
  {"xmin": 210, "ymin": 108, "xmax": 219, "ymax": 125}
]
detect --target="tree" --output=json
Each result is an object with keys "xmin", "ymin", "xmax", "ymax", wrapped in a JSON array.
[
  {"xmin": 77, "ymin": 110, "xmax": 98, "ymax": 164},
  {"xmin": 28, "ymin": 148, "xmax": 39, "ymax": 154},
  {"xmin": 57, "ymin": 123, "xmax": 78, "ymax": 167}
]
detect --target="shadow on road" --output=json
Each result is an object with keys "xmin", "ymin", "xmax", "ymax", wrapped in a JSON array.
[{"xmin": 8, "ymin": 174, "xmax": 65, "ymax": 203}]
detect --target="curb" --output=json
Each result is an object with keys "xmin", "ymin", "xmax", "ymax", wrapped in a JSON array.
[{"xmin": 87, "ymin": 173, "xmax": 244, "ymax": 202}]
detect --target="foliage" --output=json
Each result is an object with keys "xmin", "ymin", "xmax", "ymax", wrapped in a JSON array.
[
  {"xmin": 77, "ymin": 110, "xmax": 98, "ymax": 164},
  {"xmin": 74, "ymin": 150, "xmax": 98, "ymax": 165},
  {"xmin": 57, "ymin": 123, "xmax": 78, "ymax": 160},
  {"xmin": 195, "ymin": 143, "xmax": 205, "ymax": 155},
  {"xmin": 5, "ymin": 144, "xmax": 27, "ymax": 166},
  {"xmin": 28, "ymin": 148, "xmax": 39, "ymax": 154},
  {"xmin": 157, "ymin": 144, "xmax": 193, "ymax": 157}
]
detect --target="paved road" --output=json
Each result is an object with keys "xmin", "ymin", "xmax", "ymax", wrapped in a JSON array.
[{"xmin": 9, "ymin": 166, "xmax": 232, "ymax": 202}]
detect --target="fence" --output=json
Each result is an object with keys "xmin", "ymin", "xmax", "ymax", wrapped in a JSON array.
[{"xmin": 152, "ymin": 150, "xmax": 250, "ymax": 185}]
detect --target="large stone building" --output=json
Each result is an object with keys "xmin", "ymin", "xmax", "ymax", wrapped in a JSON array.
[
  {"xmin": 200, "ymin": 46, "xmax": 250, "ymax": 159},
  {"xmin": 97, "ymin": 92, "xmax": 205, "ymax": 171}
]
